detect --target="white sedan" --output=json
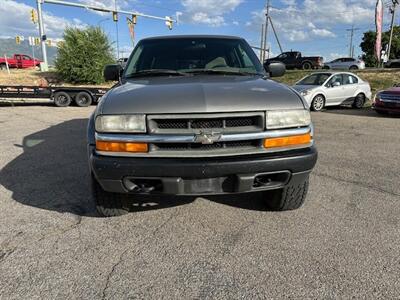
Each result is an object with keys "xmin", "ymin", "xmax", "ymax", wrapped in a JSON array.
[{"xmin": 292, "ymin": 72, "xmax": 372, "ymax": 111}]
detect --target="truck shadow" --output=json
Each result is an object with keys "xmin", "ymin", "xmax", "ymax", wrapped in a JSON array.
[{"xmin": 0, "ymin": 119, "xmax": 272, "ymax": 217}]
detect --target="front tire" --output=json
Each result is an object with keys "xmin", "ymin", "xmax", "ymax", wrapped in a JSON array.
[
  {"xmin": 0, "ymin": 63, "xmax": 6, "ymax": 70},
  {"xmin": 311, "ymin": 94, "xmax": 325, "ymax": 111},
  {"xmin": 352, "ymin": 93, "xmax": 365, "ymax": 109},
  {"xmin": 266, "ymin": 177, "xmax": 309, "ymax": 211},
  {"xmin": 91, "ymin": 176, "xmax": 129, "ymax": 217}
]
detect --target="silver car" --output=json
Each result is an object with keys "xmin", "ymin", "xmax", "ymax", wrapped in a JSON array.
[
  {"xmin": 324, "ymin": 57, "xmax": 365, "ymax": 70},
  {"xmin": 292, "ymin": 72, "xmax": 372, "ymax": 111}
]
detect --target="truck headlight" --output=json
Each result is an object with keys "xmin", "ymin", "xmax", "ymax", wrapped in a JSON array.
[
  {"xmin": 266, "ymin": 109, "xmax": 311, "ymax": 129},
  {"xmin": 95, "ymin": 115, "xmax": 146, "ymax": 133}
]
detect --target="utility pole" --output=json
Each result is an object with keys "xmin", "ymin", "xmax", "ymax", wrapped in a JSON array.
[
  {"xmin": 114, "ymin": 0, "xmax": 120, "ymax": 59},
  {"xmin": 36, "ymin": 0, "xmax": 48, "ymax": 71},
  {"xmin": 346, "ymin": 25, "xmax": 360, "ymax": 58},
  {"xmin": 388, "ymin": 0, "xmax": 399, "ymax": 60},
  {"xmin": 260, "ymin": 23, "xmax": 265, "ymax": 61},
  {"xmin": 262, "ymin": 0, "xmax": 271, "ymax": 62}
]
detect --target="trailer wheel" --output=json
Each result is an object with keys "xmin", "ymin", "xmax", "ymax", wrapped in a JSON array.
[
  {"xmin": 75, "ymin": 91, "xmax": 93, "ymax": 107},
  {"xmin": 54, "ymin": 91, "xmax": 72, "ymax": 107}
]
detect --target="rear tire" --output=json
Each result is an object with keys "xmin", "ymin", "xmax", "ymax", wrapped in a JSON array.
[
  {"xmin": 311, "ymin": 94, "xmax": 325, "ymax": 111},
  {"xmin": 54, "ymin": 91, "xmax": 72, "ymax": 107},
  {"xmin": 302, "ymin": 62, "xmax": 312, "ymax": 70},
  {"xmin": 352, "ymin": 93, "xmax": 365, "ymax": 109},
  {"xmin": 266, "ymin": 177, "xmax": 309, "ymax": 211},
  {"xmin": 349, "ymin": 65, "xmax": 359, "ymax": 70},
  {"xmin": 75, "ymin": 91, "xmax": 93, "ymax": 107},
  {"xmin": 91, "ymin": 176, "xmax": 129, "ymax": 217}
]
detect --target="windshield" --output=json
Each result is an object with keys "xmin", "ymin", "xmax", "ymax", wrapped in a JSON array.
[
  {"xmin": 296, "ymin": 73, "xmax": 331, "ymax": 86},
  {"xmin": 124, "ymin": 37, "xmax": 264, "ymax": 77}
]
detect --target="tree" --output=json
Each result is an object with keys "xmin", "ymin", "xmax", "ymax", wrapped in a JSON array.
[
  {"xmin": 55, "ymin": 26, "xmax": 115, "ymax": 84},
  {"xmin": 360, "ymin": 25, "xmax": 400, "ymax": 67}
]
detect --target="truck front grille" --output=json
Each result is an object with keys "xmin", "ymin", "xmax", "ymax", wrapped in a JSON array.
[
  {"xmin": 148, "ymin": 112, "xmax": 264, "ymax": 134},
  {"xmin": 153, "ymin": 140, "xmax": 260, "ymax": 151},
  {"xmin": 146, "ymin": 112, "xmax": 265, "ymax": 157}
]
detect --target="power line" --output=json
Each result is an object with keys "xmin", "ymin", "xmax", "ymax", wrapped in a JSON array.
[{"xmin": 346, "ymin": 25, "xmax": 360, "ymax": 57}]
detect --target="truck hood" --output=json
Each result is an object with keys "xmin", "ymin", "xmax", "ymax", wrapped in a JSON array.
[{"xmin": 100, "ymin": 75, "xmax": 305, "ymax": 114}]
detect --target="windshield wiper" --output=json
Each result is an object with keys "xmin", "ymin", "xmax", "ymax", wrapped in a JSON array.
[
  {"xmin": 125, "ymin": 69, "xmax": 190, "ymax": 78},
  {"xmin": 185, "ymin": 69, "xmax": 263, "ymax": 76}
]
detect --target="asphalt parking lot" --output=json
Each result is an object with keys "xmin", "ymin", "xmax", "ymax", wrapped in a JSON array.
[{"xmin": 0, "ymin": 104, "xmax": 399, "ymax": 299}]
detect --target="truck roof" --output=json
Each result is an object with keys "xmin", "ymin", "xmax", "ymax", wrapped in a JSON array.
[{"xmin": 141, "ymin": 35, "xmax": 243, "ymax": 41}]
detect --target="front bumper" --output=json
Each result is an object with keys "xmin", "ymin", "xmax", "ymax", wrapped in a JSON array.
[
  {"xmin": 372, "ymin": 103, "xmax": 400, "ymax": 114},
  {"xmin": 89, "ymin": 146, "xmax": 318, "ymax": 195}
]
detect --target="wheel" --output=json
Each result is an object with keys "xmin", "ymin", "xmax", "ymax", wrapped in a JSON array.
[
  {"xmin": 0, "ymin": 63, "xmax": 6, "ymax": 70},
  {"xmin": 266, "ymin": 177, "xmax": 309, "ymax": 211},
  {"xmin": 352, "ymin": 93, "xmax": 365, "ymax": 109},
  {"xmin": 311, "ymin": 94, "xmax": 325, "ymax": 111},
  {"xmin": 75, "ymin": 91, "xmax": 93, "ymax": 107},
  {"xmin": 323, "ymin": 66, "xmax": 330, "ymax": 70},
  {"xmin": 53, "ymin": 91, "xmax": 72, "ymax": 107},
  {"xmin": 349, "ymin": 65, "xmax": 359, "ymax": 70},
  {"xmin": 302, "ymin": 62, "xmax": 312, "ymax": 70},
  {"xmin": 91, "ymin": 176, "xmax": 129, "ymax": 217}
]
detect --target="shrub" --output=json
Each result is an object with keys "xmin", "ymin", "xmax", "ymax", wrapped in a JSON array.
[{"xmin": 55, "ymin": 26, "xmax": 115, "ymax": 84}]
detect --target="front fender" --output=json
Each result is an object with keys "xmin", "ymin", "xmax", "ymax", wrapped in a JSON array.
[{"xmin": 87, "ymin": 112, "xmax": 96, "ymax": 146}]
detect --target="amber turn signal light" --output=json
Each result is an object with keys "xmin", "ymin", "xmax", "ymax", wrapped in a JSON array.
[
  {"xmin": 264, "ymin": 133, "xmax": 311, "ymax": 149},
  {"xmin": 96, "ymin": 141, "xmax": 148, "ymax": 153}
]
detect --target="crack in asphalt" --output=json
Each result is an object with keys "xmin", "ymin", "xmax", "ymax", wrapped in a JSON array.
[
  {"xmin": 313, "ymin": 171, "xmax": 400, "ymax": 197},
  {"xmin": 101, "ymin": 207, "xmax": 181, "ymax": 299},
  {"xmin": 101, "ymin": 248, "xmax": 129, "ymax": 300}
]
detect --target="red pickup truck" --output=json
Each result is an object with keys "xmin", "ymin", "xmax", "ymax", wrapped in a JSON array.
[{"xmin": 0, "ymin": 54, "xmax": 42, "ymax": 69}]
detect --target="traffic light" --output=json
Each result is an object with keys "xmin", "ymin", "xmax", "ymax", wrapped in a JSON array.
[
  {"xmin": 30, "ymin": 9, "xmax": 37, "ymax": 24},
  {"xmin": 112, "ymin": 11, "xmax": 118, "ymax": 22},
  {"xmin": 165, "ymin": 16, "xmax": 173, "ymax": 30},
  {"xmin": 15, "ymin": 36, "xmax": 21, "ymax": 45},
  {"xmin": 34, "ymin": 37, "xmax": 40, "ymax": 46},
  {"xmin": 46, "ymin": 40, "xmax": 52, "ymax": 47}
]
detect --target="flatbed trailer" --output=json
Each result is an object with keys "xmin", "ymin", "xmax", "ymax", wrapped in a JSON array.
[{"xmin": 0, "ymin": 85, "xmax": 110, "ymax": 107}]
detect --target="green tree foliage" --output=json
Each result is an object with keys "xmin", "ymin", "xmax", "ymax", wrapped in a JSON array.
[
  {"xmin": 55, "ymin": 26, "xmax": 115, "ymax": 84},
  {"xmin": 360, "ymin": 26, "xmax": 400, "ymax": 67}
]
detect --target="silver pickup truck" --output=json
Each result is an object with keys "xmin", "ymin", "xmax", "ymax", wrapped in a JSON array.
[{"xmin": 87, "ymin": 35, "xmax": 318, "ymax": 217}]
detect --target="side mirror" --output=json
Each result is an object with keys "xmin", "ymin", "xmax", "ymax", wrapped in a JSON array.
[
  {"xmin": 104, "ymin": 64, "xmax": 123, "ymax": 81},
  {"xmin": 264, "ymin": 62, "xmax": 286, "ymax": 77}
]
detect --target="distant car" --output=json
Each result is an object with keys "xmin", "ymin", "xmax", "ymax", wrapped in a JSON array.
[
  {"xmin": 384, "ymin": 59, "xmax": 400, "ymax": 68},
  {"xmin": 0, "ymin": 54, "xmax": 42, "ymax": 70},
  {"xmin": 292, "ymin": 72, "xmax": 372, "ymax": 111},
  {"xmin": 372, "ymin": 84, "xmax": 400, "ymax": 115},
  {"xmin": 264, "ymin": 51, "xmax": 324, "ymax": 70},
  {"xmin": 117, "ymin": 57, "xmax": 129, "ymax": 68},
  {"xmin": 324, "ymin": 57, "xmax": 365, "ymax": 70}
]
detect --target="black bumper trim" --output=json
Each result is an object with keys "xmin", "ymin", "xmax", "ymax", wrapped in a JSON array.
[{"xmin": 89, "ymin": 146, "xmax": 317, "ymax": 194}]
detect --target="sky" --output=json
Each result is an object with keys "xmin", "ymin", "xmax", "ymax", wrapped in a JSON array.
[{"xmin": 1, "ymin": 0, "xmax": 399, "ymax": 61}]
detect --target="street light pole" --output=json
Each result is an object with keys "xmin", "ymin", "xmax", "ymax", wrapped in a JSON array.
[
  {"xmin": 36, "ymin": 0, "xmax": 48, "ymax": 71},
  {"xmin": 114, "ymin": 0, "xmax": 120, "ymax": 60}
]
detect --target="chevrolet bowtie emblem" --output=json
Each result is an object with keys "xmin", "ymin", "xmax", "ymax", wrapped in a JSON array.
[{"xmin": 194, "ymin": 131, "xmax": 222, "ymax": 145}]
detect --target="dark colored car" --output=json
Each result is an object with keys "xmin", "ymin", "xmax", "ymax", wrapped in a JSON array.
[
  {"xmin": 373, "ymin": 85, "xmax": 400, "ymax": 115},
  {"xmin": 88, "ymin": 35, "xmax": 318, "ymax": 217},
  {"xmin": 264, "ymin": 51, "xmax": 324, "ymax": 70}
]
